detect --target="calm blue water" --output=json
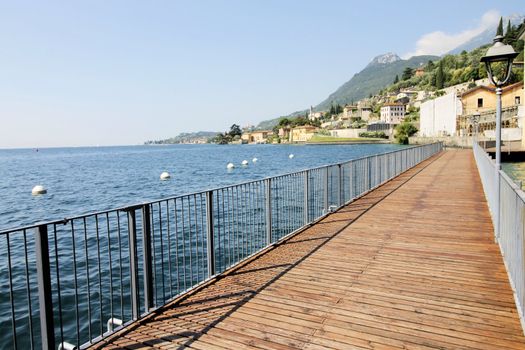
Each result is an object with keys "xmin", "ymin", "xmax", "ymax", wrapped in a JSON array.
[
  {"xmin": 0, "ymin": 143, "xmax": 404, "ymax": 349},
  {"xmin": 0, "ymin": 144, "xmax": 403, "ymax": 231}
]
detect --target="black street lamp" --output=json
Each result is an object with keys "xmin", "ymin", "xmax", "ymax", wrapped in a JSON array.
[{"xmin": 480, "ymin": 34, "xmax": 518, "ymax": 240}]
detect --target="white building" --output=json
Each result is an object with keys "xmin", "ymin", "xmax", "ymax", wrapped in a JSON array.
[
  {"xmin": 420, "ymin": 92, "xmax": 461, "ymax": 137},
  {"xmin": 380, "ymin": 103, "xmax": 405, "ymax": 124}
]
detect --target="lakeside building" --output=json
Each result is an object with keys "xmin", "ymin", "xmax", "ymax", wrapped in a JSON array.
[
  {"xmin": 308, "ymin": 106, "xmax": 323, "ymax": 120},
  {"xmin": 343, "ymin": 105, "xmax": 358, "ymax": 121},
  {"xmin": 380, "ymin": 103, "xmax": 406, "ymax": 124},
  {"xmin": 395, "ymin": 93, "xmax": 410, "ymax": 105},
  {"xmin": 241, "ymin": 130, "xmax": 273, "ymax": 144},
  {"xmin": 460, "ymin": 82, "xmax": 523, "ymax": 116},
  {"xmin": 290, "ymin": 125, "xmax": 318, "ymax": 142},
  {"xmin": 278, "ymin": 127, "xmax": 291, "ymax": 142},
  {"xmin": 420, "ymin": 92, "xmax": 461, "ymax": 137},
  {"xmin": 356, "ymin": 101, "xmax": 372, "ymax": 121},
  {"xmin": 457, "ymin": 81, "xmax": 523, "ymax": 137}
]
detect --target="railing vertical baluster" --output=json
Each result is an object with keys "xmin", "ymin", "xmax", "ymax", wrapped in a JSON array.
[
  {"xmin": 35, "ymin": 224, "xmax": 55, "ymax": 350},
  {"xmin": 265, "ymin": 178, "xmax": 272, "ymax": 245},
  {"xmin": 127, "ymin": 209, "xmax": 140, "ymax": 319},
  {"xmin": 141, "ymin": 204, "xmax": 154, "ymax": 312},
  {"xmin": 206, "ymin": 191, "xmax": 216, "ymax": 277}
]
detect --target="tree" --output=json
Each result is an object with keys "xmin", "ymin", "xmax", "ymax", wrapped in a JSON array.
[
  {"xmin": 496, "ymin": 17, "xmax": 503, "ymax": 36},
  {"xmin": 426, "ymin": 60, "xmax": 435, "ymax": 71},
  {"xmin": 394, "ymin": 122, "xmax": 418, "ymax": 145},
  {"xmin": 504, "ymin": 20, "xmax": 517, "ymax": 46},
  {"xmin": 329, "ymin": 103, "xmax": 335, "ymax": 115},
  {"xmin": 229, "ymin": 124, "xmax": 242, "ymax": 138},
  {"xmin": 435, "ymin": 62, "xmax": 445, "ymax": 89},
  {"xmin": 401, "ymin": 67, "xmax": 413, "ymax": 81},
  {"xmin": 278, "ymin": 118, "xmax": 291, "ymax": 127},
  {"xmin": 393, "ymin": 75, "xmax": 399, "ymax": 84},
  {"xmin": 213, "ymin": 132, "xmax": 231, "ymax": 144}
]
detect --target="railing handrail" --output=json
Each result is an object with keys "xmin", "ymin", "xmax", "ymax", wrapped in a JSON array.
[{"xmin": 0, "ymin": 143, "xmax": 432, "ymax": 236}]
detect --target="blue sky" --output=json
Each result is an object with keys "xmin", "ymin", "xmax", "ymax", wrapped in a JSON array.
[{"xmin": 0, "ymin": 0, "xmax": 523, "ymax": 148}]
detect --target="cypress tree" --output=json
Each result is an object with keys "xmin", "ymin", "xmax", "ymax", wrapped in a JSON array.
[
  {"xmin": 402, "ymin": 67, "xmax": 413, "ymax": 81},
  {"xmin": 435, "ymin": 62, "xmax": 444, "ymax": 89},
  {"xmin": 496, "ymin": 17, "xmax": 503, "ymax": 36},
  {"xmin": 393, "ymin": 75, "xmax": 399, "ymax": 84}
]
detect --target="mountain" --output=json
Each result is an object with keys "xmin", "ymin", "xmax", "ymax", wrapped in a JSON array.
[
  {"xmin": 367, "ymin": 52, "xmax": 401, "ymax": 66},
  {"xmin": 447, "ymin": 14, "xmax": 524, "ymax": 55},
  {"xmin": 313, "ymin": 53, "xmax": 438, "ymax": 111},
  {"xmin": 254, "ymin": 53, "xmax": 438, "ymax": 130}
]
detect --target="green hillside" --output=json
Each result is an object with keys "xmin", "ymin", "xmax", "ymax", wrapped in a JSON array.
[{"xmin": 314, "ymin": 54, "xmax": 439, "ymax": 111}]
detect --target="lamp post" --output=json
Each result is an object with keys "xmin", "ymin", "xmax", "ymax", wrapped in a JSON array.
[
  {"xmin": 480, "ymin": 35, "xmax": 518, "ymax": 240},
  {"xmin": 470, "ymin": 112, "xmax": 480, "ymax": 143}
]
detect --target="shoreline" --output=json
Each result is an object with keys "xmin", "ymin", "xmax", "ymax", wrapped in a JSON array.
[{"xmin": 305, "ymin": 139, "xmax": 391, "ymax": 145}]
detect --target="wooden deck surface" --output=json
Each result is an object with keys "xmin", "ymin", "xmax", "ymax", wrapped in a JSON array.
[{"xmin": 92, "ymin": 150, "xmax": 525, "ymax": 350}]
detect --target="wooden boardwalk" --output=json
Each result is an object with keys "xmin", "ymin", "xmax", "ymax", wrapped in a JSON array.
[{"xmin": 92, "ymin": 150, "xmax": 525, "ymax": 350}]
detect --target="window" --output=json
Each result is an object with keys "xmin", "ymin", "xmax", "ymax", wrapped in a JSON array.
[
  {"xmin": 516, "ymin": 96, "xmax": 521, "ymax": 105},
  {"xmin": 477, "ymin": 98, "xmax": 483, "ymax": 108}
]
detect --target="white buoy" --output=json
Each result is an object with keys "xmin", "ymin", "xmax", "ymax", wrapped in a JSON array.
[
  {"xmin": 32, "ymin": 185, "xmax": 47, "ymax": 195},
  {"xmin": 227, "ymin": 162, "xmax": 235, "ymax": 169},
  {"xmin": 160, "ymin": 172, "xmax": 171, "ymax": 180},
  {"xmin": 289, "ymin": 154, "xmax": 294, "ymax": 159},
  {"xmin": 252, "ymin": 157, "xmax": 258, "ymax": 163},
  {"xmin": 241, "ymin": 160, "xmax": 249, "ymax": 166}
]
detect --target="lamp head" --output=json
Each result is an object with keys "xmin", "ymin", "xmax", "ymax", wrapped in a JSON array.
[{"xmin": 480, "ymin": 35, "xmax": 519, "ymax": 86}]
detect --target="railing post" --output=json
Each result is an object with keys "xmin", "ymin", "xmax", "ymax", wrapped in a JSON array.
[
  {"xmin": 304, "ymin": 171, "xmax": 309, "ymax": 225},
  {"xmin": 324, "ymin": 167, "xmax": 329, "ymax": 211},
  {"xmin": 349, "ymin": 161, "xmax": 353, "ymax": 200},
  {"xmin": 127, "ymin": 209, "xmax": 140, "ymax": 319},
  {"xmin": 141, "ymin": 204, "xmax": 154, "ymax": 312},
  {"xmin": 265, "ymin": 178, "xmax": 272, "ymax": 245},
  {"xmin": 206, "ymin": 191, "xmax": 216, "ymax": 277},
  {"xmin": 338, "ymin": 164, "xmax": 343, "ymax": 206},
  {"xmin": 366, "ymin": 158, "xmax": 370, "ymax": 190},
  {"xmin": 375, "ymin": 155, "xmax": 379, "ymax": 186},
  {"xmin": 35, "ymin": 224, "xmax": 55, "ymax": 350}
]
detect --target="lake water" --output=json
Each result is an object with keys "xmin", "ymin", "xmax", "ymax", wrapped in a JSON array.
[
  {"xmin": 0, "ymin": 143, "xmax": 406, "ymax": 349},
  {"xmin": 502, "ymin": 162, "xmax": 525, "ymax": 190},
  {"xmin": 0, "ymin": 144, "xmax": 404, "ymax": 231}
]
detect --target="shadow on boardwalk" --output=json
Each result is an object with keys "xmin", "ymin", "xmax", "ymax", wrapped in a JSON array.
[{"xmin": 92, "ymin": 150, "xmax": 525, "ymax": 350}]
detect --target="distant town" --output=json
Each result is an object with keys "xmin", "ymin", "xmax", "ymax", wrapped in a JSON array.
[{"xmin": 146, "ymin": 17, "xmax": 525, "ymax": 148}]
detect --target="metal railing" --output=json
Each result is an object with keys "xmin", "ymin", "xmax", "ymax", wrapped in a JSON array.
[
  {"xmin": 473, "ymin": 142, "xmax": 525, "ymax": 332},
  {"xmin": 0, "ymin": 142, "xmax": 442, "ymax": 349}
]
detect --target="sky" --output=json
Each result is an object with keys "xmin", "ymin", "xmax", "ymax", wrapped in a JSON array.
[{"xmin": 0, "ymin": 1, "xmax": 523, "ymax": 148}]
